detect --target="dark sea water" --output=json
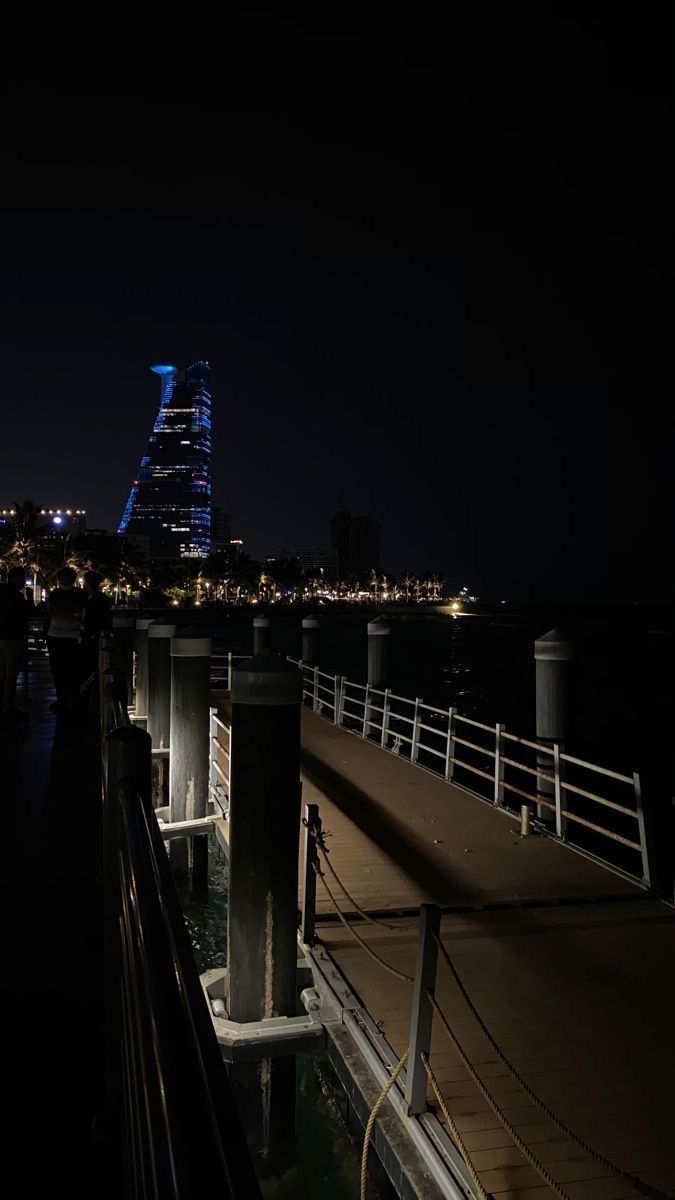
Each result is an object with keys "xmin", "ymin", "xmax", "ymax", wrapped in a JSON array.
[{"xmin": 204, "ymin": 602, "xmax": 671, "ymax": 775}]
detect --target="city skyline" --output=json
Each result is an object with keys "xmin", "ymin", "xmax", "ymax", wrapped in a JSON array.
[{"xmin": 0, "ymin": 10, "xmax": 669, "ymax": 601}]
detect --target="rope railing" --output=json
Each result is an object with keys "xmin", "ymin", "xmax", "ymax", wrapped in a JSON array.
[
  {"xmin": 301, "ymin": 809, "xmax": 669, "ymax": 1200},
  {"xmin": 289, "ymin": 658, "xmax": 651, "ymax": 887}
]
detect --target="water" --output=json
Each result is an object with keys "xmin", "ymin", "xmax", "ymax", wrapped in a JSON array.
[
  {"xmin": 179, "ymin": 838, "xmax": 379, "ymax": 1200},
  {"xmin": 205, "ymin": 602, "xmax": 671, "ymax": 772}
]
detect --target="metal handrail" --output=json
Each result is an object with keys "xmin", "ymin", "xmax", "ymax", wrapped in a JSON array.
[
  {"xmin": 287, "ymin": 656, "xmax": 651, "ymax": 886},
  {"xmin": 115, "ymin": 781, "xmax": 261, "ymax": 1198},
  {"xmin": 100, "ymin": 638, "xmax": 260, "ymax": 1199}
]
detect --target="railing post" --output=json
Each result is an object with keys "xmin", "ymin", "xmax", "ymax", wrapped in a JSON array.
[
  {"xmin": 633, "ymin": 771, "xmax": 652, "ymax": 888},
  {"xmin": 209, "ymin": 706, "xmax": 218, "ymax": 796},
  {"xmin": 405, "ymin": 903, "xmax": 441, "ymax": 1116},
  {"xmin": 362, "ymin": 683, "xmax": 370, "ymax": 738},
  {"xmin": 411, "ymin": 698, "xmax": 421, "ymax": 764},
  {"xmin": 445, "ymin": 706, "xmax": 456, "ymax": 781},
  {"xmin": 553, "ymin": 743, "xmax": 566, "ymax": 838},
  {"xmin": 313, "ymin": 664, "xmax": 319, "ymax": 711},
  {"xmin": 494, "ymin": 722, "xmax": 505, "ymax": 806},
  {"xmin": 227, "ymin": 651, "xmax": 233, "ymax": 692},
  {"xmin": 381, "ymin": 688, "xmax": 391, "ymax": 747},
  {"xmin": 300, "ymin": 802, "xmax": 319, "ymax": 946},
  {"xmin": 334, "ymin": 675, "xmax": 343, "ymax": 725}
]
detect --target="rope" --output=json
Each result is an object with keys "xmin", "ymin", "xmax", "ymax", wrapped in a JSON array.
[
  {"xmin": 428, "ymin": 991, "xmax": 572, "ymax": 1200},
  {"xmin": 312, "ymin": 821, "xmax": 417, "ymax": 931},
  {"xmin": 433, "ymin": 933, "xmax": 671, "ymax": 1200},
  {"xmin": 360, "ymin": 1050, "xmax": 408, "ymax": 1200},
  {"xmin": 314, "ymin": 864, "xmax": 414, "ymax": 984},
  {"xmin": 421, "ymin": 1054, "xmax": 490, "ymax": 1200}
]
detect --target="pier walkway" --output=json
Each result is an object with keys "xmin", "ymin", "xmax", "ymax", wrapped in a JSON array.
[
  {"xmin": 214, "ymin": 704, "xmax": 675, "ymax": 1200},
  {"xmin": 0, "ymin": 658, "xmax": 107, "ymax": 1197}
]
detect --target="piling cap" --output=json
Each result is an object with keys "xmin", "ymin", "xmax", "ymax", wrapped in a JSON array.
[
  {"xmin": 148, "ymin": 621, "xmax": 177, "ymax": 638},
  {"xmin": 171, "ymin": 627, "xmax": 212, "ymax": 657},
  {"xmin": 232, "ymin": 651, "xmax": 302, "ymax": 706},
  {"xmin": 302, "ymin": 616, "xmax": 320, "ymax": 629},
  {"xmin": 534, "ymin": 629, "xmax": 576, "ymax": 661},
  {"xmin": 136, "ymin": 616, "xmax": 155, "ymax": 631},
  {"xmin": 113, "ymin": 613, "xmax": 137, "ymax": 628},
  {"xmin": 253, "ymin": 615, "xmax": 271, "ymax": 627},
  {"xmin": 367, "ymin": 617, "xmax": 391, "ymax": 635}
]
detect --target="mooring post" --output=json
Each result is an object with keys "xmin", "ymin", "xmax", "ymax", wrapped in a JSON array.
[
  {"xmin": 134, "ymin": 616, "xmax": 154, "ymax": 719},
  {"xmin": 367, "ymin": 616, "xmax": 391, "ymax": 689},
  {"xmin": 112, "ymin": 613, "xmax": 136, "ymax": 699},
  {"xmin": 227, "ymin": 651, "xmax": 302, "ymax": 1020},
  {"xmin": 227, "ymin": 652, "xmax": 302, "ymax": 1168},
  {"xmin": 301, "ymin": 615, "xmax": 320, "ymax": 666},
  {"xmin": 300, "ymin": 802, "xmax": 320, "ymax": 946},
  {"xmin": 147, "ymin": 621, "xmax": 176, "ymax": 806},
  {"xmin": 169, "ymin": 629, "xmax": 212, "ymax": 890},
  {"xmin": 405, "ymin": 903, "xmax": 441, "ymax": 1116},
  {"xmin": 534, "ymin": 630, "xmax": 576, "ymax": 826},
  {"xmin": 253, "ymin": 615, "xmax": 271, "ymax": 655},
  {"xmin": 367, "ymin": 617, "xmax": 390, "ymax": 734}
]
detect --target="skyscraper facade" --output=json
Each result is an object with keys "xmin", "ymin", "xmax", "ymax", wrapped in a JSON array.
[
  {"xmin": 119, "ymin": 362, "xmax": 212, "ymax": 558},
  {"xmin": 330, "ymin": 509, "xmax": 381, "ymax": 576}
]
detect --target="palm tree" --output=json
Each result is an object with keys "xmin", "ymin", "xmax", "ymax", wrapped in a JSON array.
[{"xmin": 401, "ymin": 570, "xmax": 415, "ymax": 603}]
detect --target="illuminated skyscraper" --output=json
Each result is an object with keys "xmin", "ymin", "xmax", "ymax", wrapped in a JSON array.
[{"xmin": 119, "ymin": 361, "xmax": 212, "ymax": 558}]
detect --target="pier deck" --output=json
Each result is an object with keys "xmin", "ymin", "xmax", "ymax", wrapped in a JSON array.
[
  {"xmin": 239, "ymin": 708, "xmax": 675, "ymax": 1199},
  {"xmin": 294, "ymin": 711, "xmax": 675, "ymax": 1198},
  {"xmin": 0, "ymin": 658, "xmax": 107, "ymax": 1197}
]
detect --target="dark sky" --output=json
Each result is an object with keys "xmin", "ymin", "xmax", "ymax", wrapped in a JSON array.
[{"xmin": 1, "ymin": 7, "xmax": 671, "ymax": 600}]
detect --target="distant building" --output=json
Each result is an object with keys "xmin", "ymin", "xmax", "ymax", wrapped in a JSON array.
[
  {"xmin": 210, "ymin": 506, "xmax": 232, "ymax": 552},
  {"xmin": 118, "ymin": 361, "xmax": 212, "ymax": 559},
  {"xmin": 276, "ymin": 548, "xmax": 339, "ymax": 577},
  {"xmin": 330, "ymin": 509, "xmax": 380, "ymax": 576}
]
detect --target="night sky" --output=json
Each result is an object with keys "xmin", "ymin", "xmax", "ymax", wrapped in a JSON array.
[{"xmin": 1, "ymin": 8, "xmax": 671, "ymax": 601}]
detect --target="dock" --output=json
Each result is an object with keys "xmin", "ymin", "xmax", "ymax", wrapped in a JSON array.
[{"xmin": 212, "ymin": 704, "xmax": 675, "ymax": 1199}]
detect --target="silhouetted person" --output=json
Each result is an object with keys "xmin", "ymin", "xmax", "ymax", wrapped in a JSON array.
[
  {"xmin": 0, "ymin": 566, "xmax": 31, "ymax": 720},
  {"xmin": 79, "ymin": 570, "xmax": 112, "ymax": 704},
  {"xmin": 44, "ymin": 567, "xmax": 85, "ymax": 714}
]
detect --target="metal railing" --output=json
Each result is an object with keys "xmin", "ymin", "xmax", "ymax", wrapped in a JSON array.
[
  {"xmin": 209, "ymin": 707, "xmax": 231, "ymax": 816},
  {"xmin": 100, "ymin": 639, "xmax": 261, "ymax": 1199},
  {"xmin": 211, "ymin": 653, "xmax": 249, "ymax": 691},
  {"xmin": 289, "ymin": 660, "xmax": 651, "ymax": 887}
]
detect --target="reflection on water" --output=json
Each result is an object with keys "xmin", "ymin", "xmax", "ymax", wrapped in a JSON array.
[{"xmin": 179, "ymin": 839, "xmax": 381, "ymax": 1200}]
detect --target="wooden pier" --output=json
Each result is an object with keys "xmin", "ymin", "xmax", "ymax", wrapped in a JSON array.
[{"xmin": 213, "ymin": 704, "xmax": 675, "ymax": 1200}]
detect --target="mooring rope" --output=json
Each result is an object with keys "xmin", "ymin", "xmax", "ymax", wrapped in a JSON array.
[
  {"xmin": 421, "ymin": 1054, "xmax": 490, "ymax": 1200},
  {"xmin": 432, "ymin": 932, "xmax": 671, "ymax": 1200},
  {"xmin": 359, "ymin": 1051, "xmax": 408, "ymax": 1200},
  {"xmin": 311, "ymin": 820, "xmax": 417, "ymax": 931},
  {"xmin": 312, "ymin": 830, "xmax": 672, "ymax": 1200}
]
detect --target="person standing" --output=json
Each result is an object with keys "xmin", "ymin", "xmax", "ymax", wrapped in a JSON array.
[
  {"xmin": 0, "ymin": 566, "xmax": 32, "ymax": 720},
  {"xmin": 79, "ymin": 570, "xmax": 112, "ymax": 704},
  {"xmin": 43, "ymin": 567, "xmax": 85, "ymax": 714}
]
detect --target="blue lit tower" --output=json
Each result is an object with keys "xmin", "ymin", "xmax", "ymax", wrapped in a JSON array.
[{"xmin": 118, "ymin": 361, "xmax": 212, "ymax": 558}]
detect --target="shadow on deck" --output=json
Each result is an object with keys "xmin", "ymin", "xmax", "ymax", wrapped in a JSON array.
[{"xmin": 0, "ymin": 657, "xmax": 108, "ymax": 1196}]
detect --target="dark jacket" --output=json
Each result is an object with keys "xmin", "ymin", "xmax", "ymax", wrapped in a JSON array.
[{"xmin": 0, "ymin": 583, "xmax": 31, "ymax": 640}]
